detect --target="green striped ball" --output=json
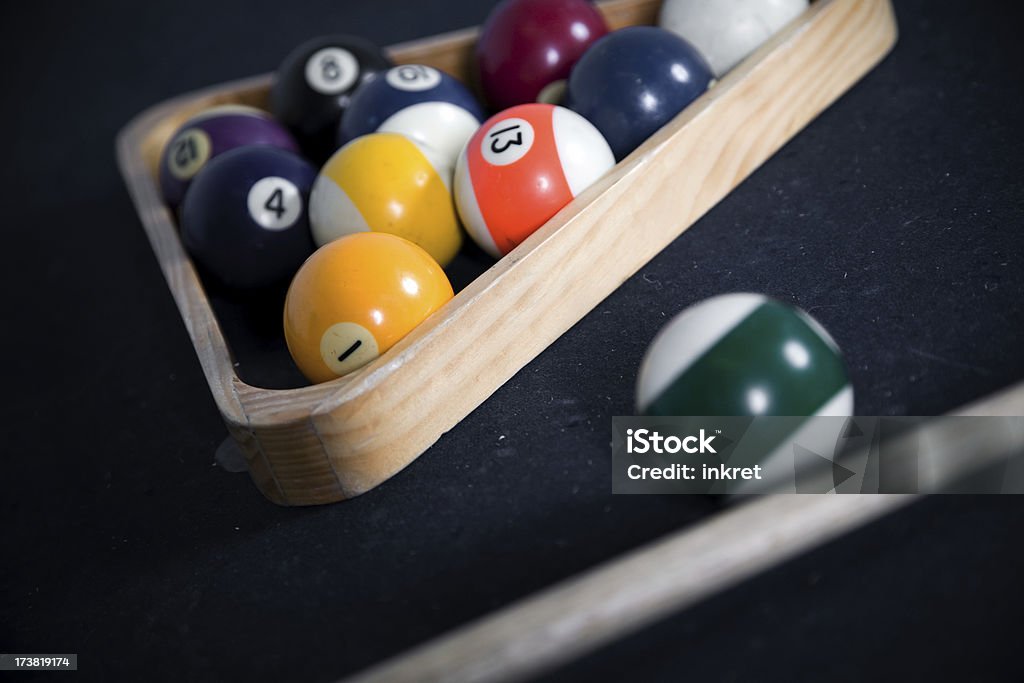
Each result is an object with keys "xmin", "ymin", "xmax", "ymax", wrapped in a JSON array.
[{"xmin": 636, "ymin": 293, "xmax": 853, "ymax": 417}]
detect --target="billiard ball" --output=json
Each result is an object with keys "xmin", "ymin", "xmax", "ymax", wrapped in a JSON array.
[
  {"xmin": 659, "ymin": 0, "xmax": 808, "ymax": 77},
  {"xmin": 476, "ymin": 0, "xmax": 609, "ymax": 111},
  {"xmin": 180, "ymin": 146, "xmax": 316, "ymax": 289},
  {"xmin": 454, "ymin": 103, "xmax": 614, "ymax": 258},
  {"xmin": 636, "ymin": 293, "xmax": 853, "ymax": 417},
  {"xmin": 158, "ymin": 105, "xmax": 298, "ymax": 211},
  {"xmin": 270, "ymin": 35, "xmax": 392, "ymax": 160},
  {"xmin": 283, "ymin": 233, "xmax": 454, "ymax": 383},
  {"xmin": 309, "ymin": 133, "xmax": 462, "ymax": 267},
  {"xmin": 338, "ymin": 64, "xmax": 485, "ymax": 169},
  {"xmin": 565, "ymin": 26, "xmax": 713, "ymax": 160}
]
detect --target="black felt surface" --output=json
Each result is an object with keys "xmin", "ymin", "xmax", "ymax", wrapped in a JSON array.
[{"xmin": 2, "ymin": 0, "xmax": 1023, "ymax": 681}]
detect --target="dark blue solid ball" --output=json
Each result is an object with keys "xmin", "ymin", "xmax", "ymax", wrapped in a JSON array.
[
  {"xmin": 566, "ymin": 26, "xmax": 713, "ymax": 160},
  {"xmin": 181, "ymin": 146, "xmax": 317, "ymax": 289}
]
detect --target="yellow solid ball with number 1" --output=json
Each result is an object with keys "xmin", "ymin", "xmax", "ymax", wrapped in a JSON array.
[
  {"xmin": 283, "ymin": 233, "xmax": 454, "ymax": 384},
  {"xmin": 308, "ymin": 132, "xmax": 463, "ymax": 266}
]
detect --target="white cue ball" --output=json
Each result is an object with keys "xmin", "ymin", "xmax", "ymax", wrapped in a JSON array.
[{"xmin": 658, "ymin": 0, "xmax": 809, "ymax": 77}]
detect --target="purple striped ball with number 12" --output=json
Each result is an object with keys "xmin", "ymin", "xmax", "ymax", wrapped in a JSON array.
[{"xmin": 158, "ymin": 105, "xmax": 298, "ymax": 211}]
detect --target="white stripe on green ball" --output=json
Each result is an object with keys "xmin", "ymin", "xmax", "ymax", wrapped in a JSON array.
[{"xmin": 636, "ymin": 293, "xmax": 853, "ymax": 417}]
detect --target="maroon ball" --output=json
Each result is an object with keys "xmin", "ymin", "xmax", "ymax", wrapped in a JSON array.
[
  {"xmin": 158, "ymin": 106, "xmax": 298, "ymax": 211},
  {"xmin": 476, "ymin": 0, "xmax": 609, "ymax": 111}
]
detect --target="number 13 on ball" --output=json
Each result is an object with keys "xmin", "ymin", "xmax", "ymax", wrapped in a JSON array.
[{"xmin": 454, "ymin": 103, "xmax": 615, "ymax": 258}]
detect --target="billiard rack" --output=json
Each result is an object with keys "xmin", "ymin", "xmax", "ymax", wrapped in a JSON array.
[{"xmin": 116, "ymin": 0, "xmax": 899, "ymax": 507}]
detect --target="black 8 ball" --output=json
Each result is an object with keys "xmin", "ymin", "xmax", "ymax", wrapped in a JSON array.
[{"xmin": 271, "ymin": 35, "xmax": 392, "ymax": 161}]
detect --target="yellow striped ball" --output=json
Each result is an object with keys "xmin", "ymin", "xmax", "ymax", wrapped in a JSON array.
[{"xmin": 308, "ymin": 133, "xmax": 462, "ymax": 266}]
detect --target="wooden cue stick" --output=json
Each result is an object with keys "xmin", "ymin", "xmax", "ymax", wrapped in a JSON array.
[{"xmin": 341, "ymin": 381, "xmax": 1024, "ymax": 683}]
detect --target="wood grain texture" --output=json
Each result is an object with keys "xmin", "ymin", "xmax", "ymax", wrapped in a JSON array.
[{"xmin": 115, "ymin": 0, "xmax": 899, "ymax": 505}]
